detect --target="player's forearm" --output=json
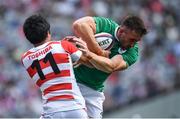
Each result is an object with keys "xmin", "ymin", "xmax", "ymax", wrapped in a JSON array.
[
  {"xmin": 73, "ymin": 17, "xmax": 103, "ymax": 55},
  {"xmin": 91, "ymin": 61, "xmax": 113, "ymax": 73},
  {"xmin": 78, "ymin": 55, "xmax": 94, "ymax": 68},
  {"xmin": 82, "ymin": 61, "xmax": 94, "ymax": 68},
  {"xmin": 88, "ymin": 52, "xmax": 128, "ymax": 73},
  {"xmin": 88, "ymin": 52, "xmax": 115, "ymax": 73}
]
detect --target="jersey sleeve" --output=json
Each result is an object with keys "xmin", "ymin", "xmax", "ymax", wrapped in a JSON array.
[
  {"xmin": 93, "ymin": 17, "xmax": 119, "ymax": 37},
  {"xmin": 121, "ymin": 43, "xmax": 139, "ymax": 67},
  {"xmin": 61, "ymin": 40, "xmax": 82, "ymax": 62}
]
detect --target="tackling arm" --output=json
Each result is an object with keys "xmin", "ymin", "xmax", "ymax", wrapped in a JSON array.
[{"xmin": 78, "ymin": 55, "xmax": 94, "ymax": 68}]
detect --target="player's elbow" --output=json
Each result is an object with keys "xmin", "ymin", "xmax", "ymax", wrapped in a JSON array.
[
  {"xmin": 114, "ymin": 61, "xmax": 128, "ymax": 72},
  {"xmin": 72, "ymin": 21, "xmax": 80, "ymax": 34},
  {"xmin": 73, "ymin": 20, "xmax": 80, "ymax": 28},
  {"xmin": 104, "ymin": 63, "xmax": 116, "ymax": 73},
  {"xmin": 105, "ymin": 68, "xmax": 114, "ymax": 73},
  {"xmin": 105, "ymin": 67, "xmax": 116, "ymax": 73},
  {"xmin": 107, "ymin": 61, "xmax": 127, "ymax": 73}
]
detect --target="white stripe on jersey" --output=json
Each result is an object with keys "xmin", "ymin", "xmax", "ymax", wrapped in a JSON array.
[
  {"xmin": 43, "ymin": 91, "xmax": 74, "ymax": 100},
  {"xmin": 43, "ymin": 63, "xmax": 72, "ymax": 75},
  {"xmin": 40, "ymin": 77, "xmax": 73, "ymax": 91}
]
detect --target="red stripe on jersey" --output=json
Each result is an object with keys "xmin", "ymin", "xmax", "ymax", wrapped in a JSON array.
[
  {"xmin": 36, "ymin": 70, "xmax": 70, "ymax": 87},
  {"xmin": 61, "ymin": 40, "xmax": 78, "ymax": 54},
  {"xmin": 43, "ymin": 83, "xmax": 72, "ymax": 95},
  {"xmin": 47, "ymin": 95, "xmax": 74, "ymax": 101},
  {"xmin": 27, "ymin": 53, "xmax": 69, "ymax": 77}
]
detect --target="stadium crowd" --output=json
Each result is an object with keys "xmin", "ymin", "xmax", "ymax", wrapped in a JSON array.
[{"xmin": 0, "ymin": 0, "xmax": 180, "ymax": 117}]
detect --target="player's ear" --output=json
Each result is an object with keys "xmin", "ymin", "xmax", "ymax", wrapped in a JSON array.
[{"xmin": 47, "ymin": 32, "xmax": 51, "ymax": 39}]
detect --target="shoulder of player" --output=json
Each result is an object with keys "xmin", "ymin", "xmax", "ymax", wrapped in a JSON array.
[
  {"xmin": 126, "ymin": 43, "xmax": 139, "ymax": 52},
  {"xmin": 130, "ymin": 43, "xmax": 139, "ymax": 50},
  {"xmin": 21, "ymin": 41, "xmax": 62, "ymax": 58},
  {"xmin": 110, "ymin": 43, "xmax": 139, "ymax": 56},
  {"xmin": 20, "ymin": 50, "xmax": 33, "ymax": 65},
  {"xmin": 60, "ymin": 39, "xmax": 73, "ymax": 47},
  {"xmin": 93, "ymin": 16, "xmax": 112, "ymax": 21},
  {"xmin": 61, "ymin": 39, "xmax": 79, "ymax": 54},
  {"xmin": 21, "ymin": 50, "xmax": 33, "ymax": 60},
  {"xmin": 122, "ymin": 44, "xmax": 139, "ymax": 55}
]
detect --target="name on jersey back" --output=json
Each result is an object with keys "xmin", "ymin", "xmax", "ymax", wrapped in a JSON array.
[{"xmin": 28, "ymin": 45, "xmax": 52, "ymax": 60}]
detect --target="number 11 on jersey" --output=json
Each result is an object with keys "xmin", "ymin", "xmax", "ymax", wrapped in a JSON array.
[{"xmin": 31, "ymin": 52, "xmax": 60, "ymax": 80}]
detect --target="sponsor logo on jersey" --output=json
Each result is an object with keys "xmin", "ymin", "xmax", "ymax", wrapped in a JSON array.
[{"xmin": 28, "ymin": 46, "xmax": 52, "ymax": 60}]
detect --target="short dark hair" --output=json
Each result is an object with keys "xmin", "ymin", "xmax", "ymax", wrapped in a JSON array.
[
  {"xmin": 122, "ymin": 15, "xmax": 147, "ymax": 37},
  {"xmin": 23, "ymin": 14, "xmax": 50, "ymax": 44}
]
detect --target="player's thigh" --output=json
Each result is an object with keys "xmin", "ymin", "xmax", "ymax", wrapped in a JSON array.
[
  {"xmin": 41, "ymin": 109, "xmax": 88, "ymax": 119},
  {"xmin": 62, "ymin": 109, "xmax": 88, "ymax": 118},
  {"xmin": 85, "ymin": 100, "xmax": 103, "ymax": 118},
  {"xmin": 78, "ymin": 83, "xmax": 105, "ymax": 118}
]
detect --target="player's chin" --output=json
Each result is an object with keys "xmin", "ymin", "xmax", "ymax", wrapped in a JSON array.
[
  {"xmin": 121, "ymin": 45, "xmax": 127, "ymax": 50},
  {"xmin": 123, "ymin": 44, "xmax": 132, "ymax": 49}
]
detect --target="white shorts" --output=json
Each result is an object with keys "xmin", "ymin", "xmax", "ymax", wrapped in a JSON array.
[
  {"xmin": 78, "ymin": 83, "xmax": 105, "ymax": 118},
  {"xmin": 41, "ymin": 108, "xmax": 88, "ymax": 119}
]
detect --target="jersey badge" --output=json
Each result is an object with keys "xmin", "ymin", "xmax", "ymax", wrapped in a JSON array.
[{"xmin": 118, "ymin": 48, "xmax": 127, "ymax": 54}]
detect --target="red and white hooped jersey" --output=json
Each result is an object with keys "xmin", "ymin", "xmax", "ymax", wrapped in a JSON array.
[{"xmin": 21, "ymin": 40, "xmax": 85, "ymax": 113}]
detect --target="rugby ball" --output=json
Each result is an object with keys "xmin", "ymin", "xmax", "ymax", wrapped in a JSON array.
[{"xmin": 95, "ymin": 32, "xmax": 114, "ymax": 50}]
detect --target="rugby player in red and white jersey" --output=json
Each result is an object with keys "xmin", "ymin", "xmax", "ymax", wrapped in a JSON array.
[{"xmin": 21, "ymin": 14, "xmax": 89, "ymax": 118}]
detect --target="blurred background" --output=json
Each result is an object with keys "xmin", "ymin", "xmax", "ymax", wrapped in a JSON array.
[{"xmin": 0, "ymin": 0, "xmax": 180, "ymax": 118}]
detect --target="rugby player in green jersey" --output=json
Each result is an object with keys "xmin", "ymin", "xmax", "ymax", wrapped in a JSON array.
[{"xmin": 72, "ymin": 15, "xmax": 147, "ymax": 118}]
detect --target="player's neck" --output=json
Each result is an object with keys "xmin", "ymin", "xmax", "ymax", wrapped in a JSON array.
[{"xmin": 34, "ymin": 38, "xmax": 51, "ymax": 47}]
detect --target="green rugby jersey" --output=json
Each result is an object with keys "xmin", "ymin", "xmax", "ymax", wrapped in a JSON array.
[{"xmin": 74, "ymin": 17, "xmax": 139, "ymax": 92}]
